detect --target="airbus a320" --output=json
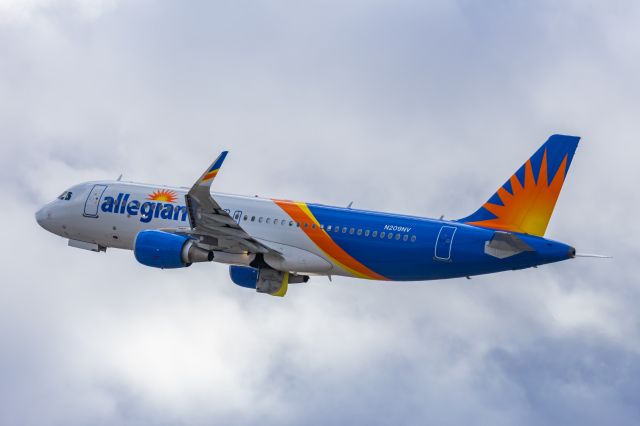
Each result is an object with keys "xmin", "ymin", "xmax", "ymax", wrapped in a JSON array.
[{"xmin": 36, "ymin": 135, "xmax": 584, "ymax": 297}]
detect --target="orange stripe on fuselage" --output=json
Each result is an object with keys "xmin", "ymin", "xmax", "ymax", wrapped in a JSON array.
[{"xmin": 272, "ymin": 199, "xmax": 388, "ymax": 280}]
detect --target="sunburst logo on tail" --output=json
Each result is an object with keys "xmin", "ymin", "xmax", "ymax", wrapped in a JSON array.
[
  {"xmin": 465, "ymin": 149, "xmax": 569, "ymax": 236},
  {"xmin": 147, "ymin": 189, "xmax": 178, "ymax": 203}
]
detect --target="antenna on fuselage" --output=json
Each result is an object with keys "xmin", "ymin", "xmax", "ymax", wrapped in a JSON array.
[
  {"xmin": 116, "ymin": 174, "xmax": 123, "ymax": 181},
  {"xmin": 347, "ymin": 201, "xmax": 353, "ymax": 209}
]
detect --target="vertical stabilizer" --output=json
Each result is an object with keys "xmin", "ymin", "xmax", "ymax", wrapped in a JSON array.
[{"xmin": 458, "ymin": 134, "xmax": 580, "ymax": 236}]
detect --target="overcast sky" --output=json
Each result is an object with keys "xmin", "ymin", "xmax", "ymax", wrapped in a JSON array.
[{"xmin": 1, "ymin": 0, "xmax": 639, "ymax": 425}]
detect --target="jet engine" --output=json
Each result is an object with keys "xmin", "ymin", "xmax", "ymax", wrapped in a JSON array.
[
  {"xmin": 134, "ymin": 230, "xmax": 213, "ymax": 269},
  {"xmin": 229, "ymin": 265, "xmax": 309, "ymax": 297}
]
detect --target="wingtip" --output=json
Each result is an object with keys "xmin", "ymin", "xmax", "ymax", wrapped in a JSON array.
[
  {"xmin": 210, "ymin": 151, "xmax": 229, "ymax": 170},
  {"xmin": 197, "ymin": 151, "xmax": 230, "ymax": 185},
  {"xmin": 217, "ymin": 150, "xmax": 229, "ymax": 163}
]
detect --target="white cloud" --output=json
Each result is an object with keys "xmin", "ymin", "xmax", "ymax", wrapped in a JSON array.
[
  {"xmin": 1, "ymin": 1, "xmax": 639, "ymax": 425},
  {"xmin": 0, "ymin": 0, "xmax": 121, "ymax": 22}
]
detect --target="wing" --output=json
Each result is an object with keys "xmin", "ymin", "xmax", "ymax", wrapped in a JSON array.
[{"xmin": 174, "ymin": 151, "xmax": 278, "ymax": 256}]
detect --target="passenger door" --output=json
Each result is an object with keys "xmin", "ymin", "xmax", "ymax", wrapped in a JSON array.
[
  {"xmin": 83, "ymin": 184, "xmax": 108, "ymax": 218},
  {"xmin": 435, "ymin": 226, "xmax": 457, "ymax": 261}
]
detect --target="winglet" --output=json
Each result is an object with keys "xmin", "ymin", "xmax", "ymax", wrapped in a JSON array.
[{"xmin": 195, "ymin": 151, "xmax": 228, "ymax": 188}]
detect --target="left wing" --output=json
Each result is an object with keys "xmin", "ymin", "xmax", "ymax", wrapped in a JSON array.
[{"xmin": 178, "ymin": 151, "xmax": 279, "ymax": 256}]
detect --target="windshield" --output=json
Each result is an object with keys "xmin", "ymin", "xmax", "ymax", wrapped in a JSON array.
[{"xmin": 57, "ymin": 191, "xmax": 73, "ymax": 201}]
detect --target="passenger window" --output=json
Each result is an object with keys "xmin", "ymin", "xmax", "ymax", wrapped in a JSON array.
[
  {"xmin": 289, "ymin": 221, "xmax": 294, "ymax": 226},
  {"xmin": 403, "ymin": 234, "xmax": 408, "ymax": 242},
  {"xmin": 380, "ymin": 232, "xmax": 386, "ymax": 238},
  {"xmin": 259, "ymin": 217, "xmax": 263, "ymax": 223},
  {"xmin": 372, "ymin": 231, "xmax": 378, "ymax": 237},
  {"xmin": 243, "ymin": 215, "xmax": 248, "ymax": 221},
  {"xmin": 349, "ymin": 228, "xmax": 354, "ymax": 235},
  {"xmin": 281, "ymin": 219, "xmax": 286, "ymax": 225},
  {"xmin": 411, "ymin": 235, "xmax": 417, "ymax": 242},
  {"xmin": 312, "ymin": 223, "xmax": 316, "ymax": 229},
  {"xmin": 357, "ymin": 229, "xmax": 362, "ymax": 236},
  {"xmin": 296, "ymin": 222, "xmax": 300, "ymax": 227},
  {"xmin": 320, "ymin": 224, "xmax": 324, "ymax": 229},
  {"xmin": 365, "ymin": 230, "xmax": 370, "ymax": 237},
  {"xmin": 266, "ymin": 218, "xmax": 271, "ymax": 224},
  {"xmin": 327, "ymin": 225, "xmax": 332, "ymax": 231},
  {"xmin": 334, "ymin": 226, "xmax": 339, "ymax": 233},
  {"xmin": 304, "ymin": 223, "xmax": 309, "ymax": 228},
  {"xmin": 395, "ymin": 233, "xmax": 401, "ymax": 240},
  {"xmin": 251, "ymin": 216, "xmax": 256, "ymax": 222},
  {"xmin": 342, "ymin": 227, "xmax": 347, "ymax": 234}
]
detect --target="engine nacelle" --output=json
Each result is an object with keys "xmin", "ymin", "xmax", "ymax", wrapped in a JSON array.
[
  {"xmin": 229, "ymin": 265, "xmax": 309, "ymax": 297},
  {"xmin": 229, "ymin": 265, "xmax": 259, "ymax": 288},
  {"xmin": 134, "ymin": 230, "xmax": 213, "ymax": 269}
]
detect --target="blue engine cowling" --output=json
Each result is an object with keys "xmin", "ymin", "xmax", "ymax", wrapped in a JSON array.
[
  {"xmin": 229, "ymin": 265, "xmax": 259, "ymax": 288},
  {"xmin": 135, "ymin": 230, "xmax": 213, "ymax": 269}
]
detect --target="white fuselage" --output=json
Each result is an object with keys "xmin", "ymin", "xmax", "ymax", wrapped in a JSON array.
[{"xmin": 36, "ymin": 181, "xmax": 342, "ymax": 276}]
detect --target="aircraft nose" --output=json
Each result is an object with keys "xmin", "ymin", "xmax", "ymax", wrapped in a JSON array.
[{"xmin": 35, "ymin": 206, "xmax": 49, "ymax": 229}]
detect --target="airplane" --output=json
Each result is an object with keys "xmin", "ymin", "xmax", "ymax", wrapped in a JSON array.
[{"xmin": 36, "ymin": 134, "xmax": 583, "ymax": 297}]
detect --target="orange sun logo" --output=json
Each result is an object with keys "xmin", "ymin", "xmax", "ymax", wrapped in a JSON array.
[
  {"xmin": 147, "ymin": 189, "xmax": 178, "ymax": 203},
  {"xmin": 466, "ymin": 149, "xmax": 568, "ymax": 236}
]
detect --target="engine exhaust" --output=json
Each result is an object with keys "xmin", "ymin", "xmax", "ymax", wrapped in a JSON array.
[{"xmin": 181, "ymin": 241, "xmax": 214, "ymax": 265}]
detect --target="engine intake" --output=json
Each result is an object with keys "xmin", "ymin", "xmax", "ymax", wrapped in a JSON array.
[
  {"xmin": 135, "ymin": 230, "xmax": 213, "ymax": 269},
  {"xmin": 229, "ymin": 265, "xmax": 259, "ymax": 289}
]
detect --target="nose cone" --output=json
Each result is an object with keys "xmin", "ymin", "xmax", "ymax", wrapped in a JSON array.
[{"xmin": 35, "ymin": 206, "xmax": 50, "ymax": 230}]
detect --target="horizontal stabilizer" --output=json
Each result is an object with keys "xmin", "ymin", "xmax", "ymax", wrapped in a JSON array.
[{"xmin": 484, "ymin": 231, "xmax": 535, "ymax": 259}]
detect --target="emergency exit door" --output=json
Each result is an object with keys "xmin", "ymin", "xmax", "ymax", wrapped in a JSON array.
[{"xmin": 232, "ymin": 210, "xmax": 243, "ymax": 224}]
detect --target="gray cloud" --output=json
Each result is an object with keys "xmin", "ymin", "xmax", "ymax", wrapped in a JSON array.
[{"xmin": 1, "ymin": 0, "xmax": 639, "ymax": 424}]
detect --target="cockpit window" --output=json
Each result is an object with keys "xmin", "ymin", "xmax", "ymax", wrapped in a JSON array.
[{"xmin": 57, "ymin": 191, "xmax": 73, "ymax": 201}]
